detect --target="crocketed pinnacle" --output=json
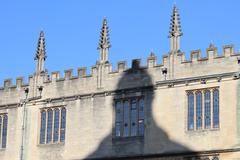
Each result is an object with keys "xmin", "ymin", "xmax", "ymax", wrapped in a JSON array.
[
  {"xmin": 98, "ymin": 18, "xmax": 111, "ymax": 50},
  {"xmin": 35, "ymin": 31, "xmax": 46, "ymax": 60},
  {"xmin": 169, "ymin": 5, "xmax": 183, "ymax": 38}
]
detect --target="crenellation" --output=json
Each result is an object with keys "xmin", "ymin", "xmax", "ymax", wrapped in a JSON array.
[
  {"xmin": 51, "ymin": 71, "xmax": 60, "ymax": 81},
  {"xmin": 4, "ymin": 79, "xmax": 12, "ymax": 89},
  {"xmin": 64, "ymin": 69, "xmax": 73, "ymax": 80},
  {"xmin": 78, "ymin": 67, "xmax": 87, "ymax": 77},
  {"xmin": 190, "ymin": 49, "xmax": 201, "ymax": 62},
  {"xmin": 28, "ymin": 75, "xmax": 34, "ymax": 85},
  {"xmin": 91, "ymin": 65, "xmax": 97, "ymax": 76},
  {"xmin": 16, "ymin": 77, "xmax": 24, "ymax": 88},
  {"xmin": 147, "ymin": 52, "xmax": 157, "ymax": 68},
  {"xmin": 117, "ymin": 61, "xmax": 127, "ymax": 72},
  {"xmin": 131, "ymin": 59, "xmax": 141, "ymax": 69},
  {"xmin": 223, "ymin": 44, "xmax": 234, "ymax": 57},
  {"xmin": 206, "ymin": 45, "xmax": 217, "ymax": 59},
  {"xmin": 176, "ymin": 52, "xmax": 185, "ymax": 63},
  {"xmin": 104, "ymin": 63, "xmax": 112, "ymax": 73},
  {"xmin": 162, "ymin": 55, "xmax": 168, "ymax": 66}
]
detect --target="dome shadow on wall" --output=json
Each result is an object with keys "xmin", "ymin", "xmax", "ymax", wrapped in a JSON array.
[{"xmin": 85, "ymin": 61, "xmax": 215, "ymax": 160}]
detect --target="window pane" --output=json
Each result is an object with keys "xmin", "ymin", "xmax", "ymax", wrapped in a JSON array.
[
  {"xmin": 40, "ymin": 111, "xmax": 46, "ymax": 144},
  {"xmin": 123, "ymin": 101, "xmax": 129, "ymax": 137},
  {"xmin": 115, "ymin": 101, "xmax": 122, "ymax": 123},
  {"xmin": 138, "ymin": 119, "xmax": 144, "ymax": 136},
  {"xmin": 60, "ymin": 108, "xmax": 66, "ymax": 142},
  {"xmin": 115, "ymin": 101, "xmax": 122, "ymax": 136},
  {"xmin": 213, "ymin": 89, "xmax": 219, "ymax": 128},
  {"xmin": 53, "ymin": 109, "xmax": 60, "ymax": 142},
  {"xmin": 2, "ymin": 115, "xmax": 7, "ymax": 148},
  {"xmin": 130, "ymin": 100, "xmax": 137, "ymax": 136},
  {"xmin": 204, "ymin": 90, "xmax": 211, "ymax": 129},
  {"xmin": 196, "ymin": 91, "xmax": 203, "ymax": 130},
  {"xmin": 46, "ymin": 109, "xmax": 53, "ymax": 143},
  {"xmin": 188, "ymin": 92, "xmax": 194, "ymax": 130},
  {"xmin": 138, "ymin": 98, "xmax": 144, "ymax": 120},
  {"xmin": 115, "ymin": 122, "xmax": 121, "ymax": 137}
]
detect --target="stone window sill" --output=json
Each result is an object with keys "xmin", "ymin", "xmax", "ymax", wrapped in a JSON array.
[{"xmin": 37, "ymin": 142, "xmax": 65, "ymax": 147}]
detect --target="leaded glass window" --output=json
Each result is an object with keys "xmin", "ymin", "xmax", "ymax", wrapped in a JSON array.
[
  {"xmin": 46, "ymin": 109, "xmax": 53, "ymax": 143},
  {"xmin": 53, "ymin": 109, "xmax": 60, "ymax": 142},
  {"xmin": 187, "ymin": 88, "xmax": 219, "ymax": 131},
  {"xmin": 40, "ymin": 111, "xmax": 46, "ymax": 144},
  {"xmin": 114, "ymin": 97, "xmax": 144, "ymax": 138},
  {"xmin": 0, "ymin": 114, "xmax": 8, "ymax": 148},
  {"xmin": 204, "ymin": 90, "xmax": 211, "ymax": 129},
  {"xmin": 196, "ymin": 91, "xmax": 202, "ymax": 130},
  {"xmin": 115, "ymin": 101, "xmax": 122, "ymax": 137},
  {"xmin": 123, "ymin": 101, "xmax": 129, "ymax": 137},
  {"xmin": 39, "ymin": 107, "xmax": 66, "ymax": 144},
  {"xmin": 60, "ymin": 108, "xmax": 66, "ymax": 142},
  {"xmin": 187, "ymin": 92, "xmax": 194, "ymax": 130},
  {"xmin": 213, "ymin": 89, "xmax": 219, "ymax": 128}
]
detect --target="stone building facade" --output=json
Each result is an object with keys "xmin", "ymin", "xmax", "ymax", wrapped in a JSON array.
[{"xmin": 0, "ymin": 5, "xmax": 240, "ymax": 160}]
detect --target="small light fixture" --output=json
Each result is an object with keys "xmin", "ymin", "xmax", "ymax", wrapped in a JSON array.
[
  {"xmin": 162, "ymin": 68, "xmax": 167, "ymax": 80},
  {"xmin": 24, "ymin": 88, "xmax": 29, "ymax": 99},
  {"xmin": 38, "ymin": 86, "xmax": 43, "ymax": 96}
]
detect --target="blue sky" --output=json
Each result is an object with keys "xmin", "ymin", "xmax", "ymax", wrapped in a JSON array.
[{"xmin": 0, "ymin": 1, "xmax": 240, "ymax": 85}]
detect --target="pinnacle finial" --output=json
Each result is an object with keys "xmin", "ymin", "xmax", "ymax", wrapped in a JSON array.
[
  {"xmin": 98, "ymin": 18, "xmax": 111, "ymax": 50},
  {"xmin": 98, "ymin": 18, "xmax": 111, "ymax": 63},
  {"xmin": 209, "ymin": 42, "xmax": 215, "ymax": 48},
  {"xmin": 35, "ymin": 31, "xmax": 46, "ymax": 61},
  {"xmin": 169, "ymin": 5, "xmax": 183, "ymax": 38},
  {"xmin": 35, "ymin": 31, "xmax": 47, "ymax": 73}
]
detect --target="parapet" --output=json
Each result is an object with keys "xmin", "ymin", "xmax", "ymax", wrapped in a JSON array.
[{"xmin": 0, "ymin": 44, "xmax": 239, "ymax": 91}]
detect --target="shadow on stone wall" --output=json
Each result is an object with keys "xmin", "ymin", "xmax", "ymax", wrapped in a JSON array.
[{"xmin": 84, "ymin": 63, "xmax": 209, "ymax": 160}]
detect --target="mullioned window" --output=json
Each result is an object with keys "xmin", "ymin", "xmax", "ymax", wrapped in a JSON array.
[
  {"xmin": 187, "ymin": 88, "xmax": 219, "ymax": 131},
  {"xmin": 115, "ymin": 97, "xmax": 144, "ymax": 138},
  {"xmin": 39, "ymin": 107, "xmax": 66, "ymax": 144}
]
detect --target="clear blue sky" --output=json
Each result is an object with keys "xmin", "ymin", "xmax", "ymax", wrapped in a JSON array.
[{"xmin": 0, "ymin": 1, "xmax": 240, "ymax": 85}]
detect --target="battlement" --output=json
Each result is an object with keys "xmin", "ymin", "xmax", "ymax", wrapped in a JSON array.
[{"xmin": 0, "ymin": 44, "xmax": 239, "ymax": 92}]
